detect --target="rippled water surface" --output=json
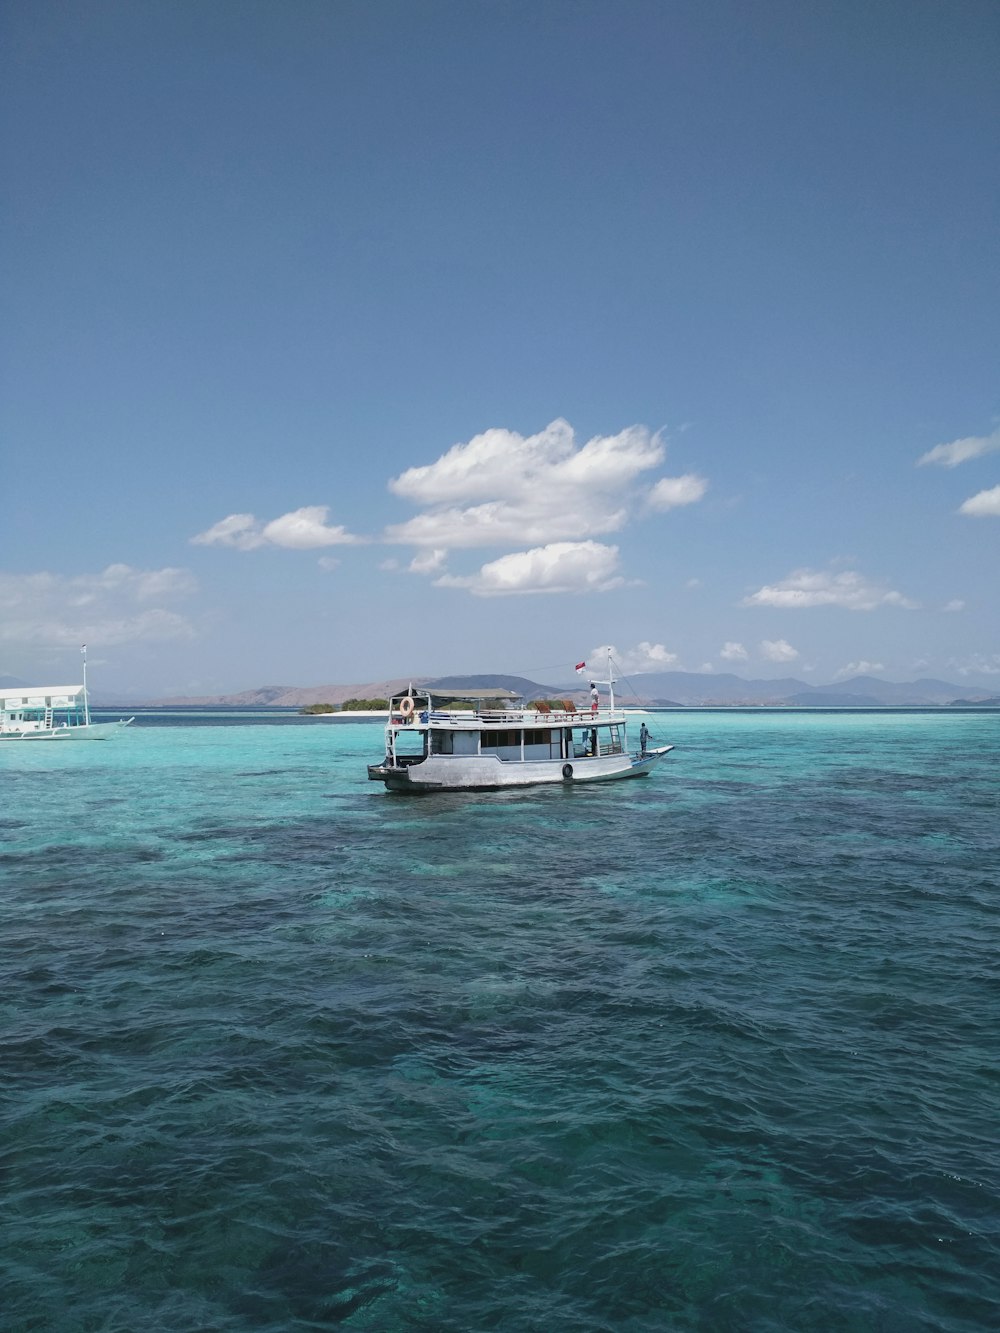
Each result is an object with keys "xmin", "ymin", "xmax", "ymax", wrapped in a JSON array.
[{"xmin": 3, "ymin": 711, "xmax": 998, "ymax": 1331}]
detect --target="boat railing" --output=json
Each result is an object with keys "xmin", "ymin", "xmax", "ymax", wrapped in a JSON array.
[
  {"xmin": 423, "ymin": 708, "xmax": 538, "ymax": 723},
  {"xmin": 419, "ymin": 706, "xmax": 626, "ymax": 727}
]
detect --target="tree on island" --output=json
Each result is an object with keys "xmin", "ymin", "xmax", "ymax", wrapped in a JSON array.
[{"xmin": 298, "ymin": 698, "xmax": 389, "ymax": 714}]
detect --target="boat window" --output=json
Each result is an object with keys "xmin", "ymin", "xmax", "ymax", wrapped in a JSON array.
[
  {"xmin": 393, "ymin": 729, "xmax": 427, "ymax": 760},
  {"xmin": 590, "ymin": 724, "xmax": 623, "ymax": 757},
  {"xmin": 481, "ymin": 730, "xmax": 519, "ymax": 749},
  {"xmin": 432, "ymin": 730, "xmax": 478, "ymax": 755},
  {"xmin": 574, "ymin": 728, "xmax": 597, "ymax": 757},
  {"xmin": 481, "ymin": 729, "xmax": 521, "ymax": 761},
  {"xmin": 522, "ymin": 729, "xmax": 551, "ymax": 745},
  {"xmin": 523, "ymin": 727, "xmax": 562, "ymax": 760}
]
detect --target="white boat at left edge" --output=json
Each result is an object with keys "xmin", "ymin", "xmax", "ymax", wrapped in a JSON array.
[{"xmin": 0, "ymin": 648, "xmax": 134, "ymax": 741}]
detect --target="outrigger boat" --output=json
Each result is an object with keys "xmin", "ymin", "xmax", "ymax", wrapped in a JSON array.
[
  {"xmin": 368, "ymin": 656, "xmax": 672, "ymax": 792},
  {"xmin": 0, "ymin": 649, "xmax": 134, "ymax": 741}
]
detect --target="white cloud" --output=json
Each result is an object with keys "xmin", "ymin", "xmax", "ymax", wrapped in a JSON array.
[
  {"xmin": 648, "ymin": 474, "xmax": 708, "ymax": 510},
  {"xmin": 391, "ymin": 419, "xmax": 660, "ymax": 504},
  {"xmin": 386, "ymin": 419, "xmax": 672, "ymax": 549},
  {"xmin": 949, "ymin": 653, "xmax": 1000, "ymax": 677},
  {"xmin": 127, "ymin": 566, "xmax": 198, "ymax": 600},
  {"xmin": 0, "ymin": 566, "xmax": 198, "ymax": 647},
  {"xmin": 408, "ymin": 549, "xmax": 447, "ymax": 575},
  {"xmin": 760, "ymin": 638, "xmax": 800, "ymax": 662},
  {"xmin": 386, "ymin": 500, "xmax": 631, "ymax": 550},
  {"xmin": 262, "ymin": 507, "xmax": 359, "ymax": 548},
  {"xmin": 599, "ymin": 641, "xmax": 682, "ymax": 673},
  {"xmin": 743, "ymin": 568, "xmax": 918, "ymax": 611},
  {"xmin": 834, "ymin": 660, "xmax": 885, "ymax": 678},
  {"xmin": 192, "ymin": 506, "xmax": 361, "ymax": 550},
  {"xmin": 720, "ymin": 641, "xmax": 748, "ymax": 661},
  {"xmin": 959, "ymin": 485, "xmax": 1000, "ymax": 517},
  {"xmin": 917, "ymin": 428, "xmax": 1000, "ymax": 468},
  {"xmin": 943, "ymin": 599, "xmax": 965, "ymax": 612},
  {"xmin": 190, "ymin": 513, "xmax": 261, "ymax": 549},
  {"xmin": 317, "ymin": 557, "xmax": 341, "ymax": 572},
  {"xmin": 435, "ymin": 541, "xmax": 624, "ymax": 597}
]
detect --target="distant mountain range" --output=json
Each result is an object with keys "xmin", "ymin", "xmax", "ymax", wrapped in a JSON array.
[
  {"xmin": 139, "ymin": 671, "xmax": 998, "ymax": 708},
  {"xmin": 609, "ymin": 671, "xmax": 994, "ymax": 707},
  {"xmin": 7, "ymin": 665, "xmax": 992, "ymax": 708}
]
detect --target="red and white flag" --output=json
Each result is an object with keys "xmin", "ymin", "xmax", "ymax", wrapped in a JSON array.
[{"xmin": 575, "ymin": 661, "xmax": 586, "ymax": 674}]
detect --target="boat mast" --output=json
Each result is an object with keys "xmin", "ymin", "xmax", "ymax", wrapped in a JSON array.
[
  {"xmin": 81, "ymin": 644, "xmax": 91, "ymax": 726},
  {"xmin": 590, "ymin": 647, "xmax": 617, "ymax": 712}
]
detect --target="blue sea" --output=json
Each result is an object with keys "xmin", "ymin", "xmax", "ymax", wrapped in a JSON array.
[{"xmin": 2, "ymin": 709, "xmax": 998, "ymax": 1332}]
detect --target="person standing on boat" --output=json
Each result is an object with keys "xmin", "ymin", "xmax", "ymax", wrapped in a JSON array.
[
  {"xmin": 590, "ymin": 682, "xmax": 599, "ymax": 715},
  {"xmin": 640, "ymin": 722, "xmax": 650, "ymax": 754}
]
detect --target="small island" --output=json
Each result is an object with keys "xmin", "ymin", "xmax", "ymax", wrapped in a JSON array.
[{"xmin": 299, "ymin": 698, "xmax": 390, "ymax": 715}]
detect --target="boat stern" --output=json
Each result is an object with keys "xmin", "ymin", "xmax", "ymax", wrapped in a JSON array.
[{"xmin": 367, "ymin": 761, "xmax": 418, "ymax": 791}]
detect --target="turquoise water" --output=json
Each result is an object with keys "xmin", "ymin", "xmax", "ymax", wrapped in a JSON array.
[{"xmin": 2, "ymin": 711, "xmax": 998, "ymax": 1331}]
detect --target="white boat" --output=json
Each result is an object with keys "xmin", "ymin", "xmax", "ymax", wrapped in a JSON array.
[
  {"xmin": 368, "ymin": 657, "xmax": 672, "ymax": 792},
  {"xmin": 0, "ymin": 650, "xmax": 134, "ymax": 741}
]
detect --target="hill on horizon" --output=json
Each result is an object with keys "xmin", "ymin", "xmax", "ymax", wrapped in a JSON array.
[
  {"xmin": 132, "ymin": 670, "xmax": 994, "ymax": 709},
  {"xmin": 142, "ymin": 678, "xmax": 430, "ymax": 708},
  {"xmin": 617, "ymin": 670, "xmax": 989, "ymax": 706}
]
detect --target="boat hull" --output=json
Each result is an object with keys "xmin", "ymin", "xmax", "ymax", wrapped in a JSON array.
[
  {"xmin": 368, "ymin": 745, "xmax": 672, "ymax": 792},
  {"xmin": 0, "ymin": 719, "xmax": 134, "ymax": 741}
]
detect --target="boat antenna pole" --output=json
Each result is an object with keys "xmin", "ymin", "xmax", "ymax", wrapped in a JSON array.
[
  {"xmin": 607, "ymin": 645, "xmax": 615, "ymax": 712},
  {"xmin": 82, "ymin": 643, "xmax": 91, "ymax": 725}
]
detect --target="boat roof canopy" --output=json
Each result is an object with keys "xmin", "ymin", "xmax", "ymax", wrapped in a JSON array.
[{"xmin": 0, "ymin": 685, "xmax": 85, "ymax": 708}]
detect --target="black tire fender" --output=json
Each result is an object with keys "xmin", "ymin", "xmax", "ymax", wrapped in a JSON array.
[{"xmin": 562, "ymin": 763, "xmax": 573, "ymax": 780}]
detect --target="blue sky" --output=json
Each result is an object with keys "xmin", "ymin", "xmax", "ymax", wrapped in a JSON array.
[{"xmin": 3, "ymin": 0, "xmax": 998, "ymax": 697}]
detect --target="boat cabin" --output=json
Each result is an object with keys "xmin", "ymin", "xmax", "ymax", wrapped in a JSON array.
[{"xmin": 377, "ymin": 686, "xmax": 629, "ymax": 775}]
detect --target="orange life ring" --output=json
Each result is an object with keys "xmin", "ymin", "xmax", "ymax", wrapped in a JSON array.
[{"xmin": 400, "ymin": 697, "xmax": 415, "ymax": 717}]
